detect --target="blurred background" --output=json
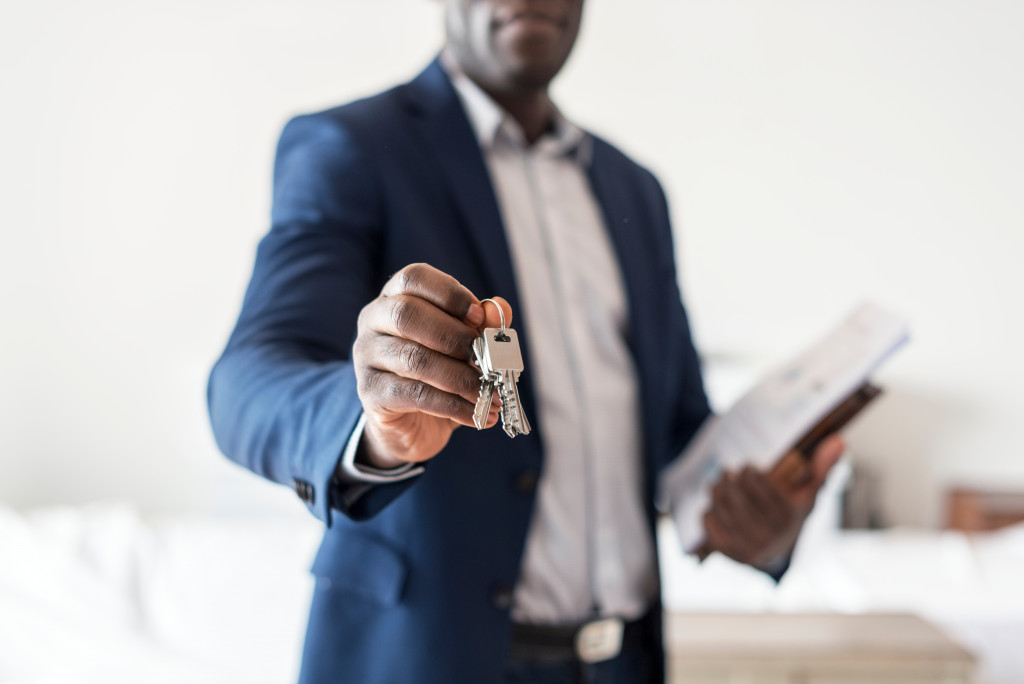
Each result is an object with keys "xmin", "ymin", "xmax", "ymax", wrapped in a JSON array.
[{"xmin": 1, "ymin": 1, "xmax": 1022, "ymax": 682}]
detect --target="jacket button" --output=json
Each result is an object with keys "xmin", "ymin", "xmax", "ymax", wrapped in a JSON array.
[
  {"xmin": 293, "ymin": 478, "xmax": 315, "ymax": 505},
  {"xmin": 513, "ymin": 469, "xmax": 539, "ymax": 495},
  {"xmin": 491, "ymin": 583, "xmax": 514, "ymax": 610}
]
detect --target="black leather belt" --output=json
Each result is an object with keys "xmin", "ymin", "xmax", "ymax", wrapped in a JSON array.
[{"xmin": 508, "ymin": 613, "xmax": 654, "ymax": 665}]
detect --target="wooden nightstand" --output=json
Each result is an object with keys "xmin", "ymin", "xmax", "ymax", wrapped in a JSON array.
[{"xmin": 665, "ymin": 613, "xmax": 975, "ymax": 684}]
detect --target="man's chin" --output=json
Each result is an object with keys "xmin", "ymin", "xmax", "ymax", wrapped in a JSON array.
[
  {"xmin": 510, "ymin": 67, "xmax": 560, "ymax": 94},
  {"xmin": 494, "ymin": 49, "xmax": 568, "ymax": 93}
]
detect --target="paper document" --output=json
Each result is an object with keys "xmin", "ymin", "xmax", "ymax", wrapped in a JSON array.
[{"xmin": 660, "ymin": 302, "xmax": 909, "ymax": 552}]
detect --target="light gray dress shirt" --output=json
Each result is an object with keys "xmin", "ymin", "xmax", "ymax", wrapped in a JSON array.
[{"xmin": 340, "ymin": 64, "xmax": 657, "ymax": 625}]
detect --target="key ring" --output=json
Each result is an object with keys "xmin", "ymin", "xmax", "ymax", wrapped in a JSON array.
[{"xmin": 479, "ymin": 298, "xmax": 505, "ymax": 331}]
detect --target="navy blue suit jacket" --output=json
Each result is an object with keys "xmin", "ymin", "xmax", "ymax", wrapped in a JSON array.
[{"xmin": 208, "ymin": 59, "xmax": 711, "ymax": 683}]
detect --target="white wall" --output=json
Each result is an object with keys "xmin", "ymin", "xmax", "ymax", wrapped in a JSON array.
[{"xmin": 2, "ymin": 0, "xmax": 1021, "ymax": 526}]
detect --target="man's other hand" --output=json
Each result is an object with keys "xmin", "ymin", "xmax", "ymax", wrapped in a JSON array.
[
  {"xmin": 701, "ymin": 435, "xmax": 845, "ymax": 570},
  {"xmin": 352, "ymin": 263, "xmax": 512, "ymax": 468}
]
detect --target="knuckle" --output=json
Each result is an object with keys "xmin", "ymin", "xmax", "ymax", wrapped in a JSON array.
[
  {"xmin": 408, "ymin": 379, "xmax": 430, "ymax": 406},
  {"xmin": 380, "ymin": 335, "xmax": 403, "ymax": 360},
  {"xmin": 356, "ymin": 299, "xmax": 375, "ymax": 333},
  {"xmin": 389, "ymin": 297, "xmax": 418, "ymax": 337},
  {"xmin": 439, "ymin": 328, "xmax": 470, "ymax": 359},
  {"xmin": 382, "ymin": 377, "xmax": 405, "ymax": 404},
  {"xmin": 439, "ymin": 283, "xmax": 466, "ymax": 313},
  {"xmin": 399, "ymin": 343, "xmax": 430, "ymax": 376},
  {"xmin": 356, "ymin": 369, "xmax": 378, "ymax": 398},
  {"xmin": 351, "ymin": 335, "xmax": 366, "ymax": 364},
  {"xmin": 448, "ymin": 393, "xmax": 466, "ymax": 415},
  {"xmin": 397, "ymin": 263, "xmax": 428, "ymax": 292},
  {"xmin": 457, "ymin": 368, "xmax": 480, "ymax": 397},
  {"xmin": 353, "ymin": 326, "xmax": 379, "ymax": 360}
]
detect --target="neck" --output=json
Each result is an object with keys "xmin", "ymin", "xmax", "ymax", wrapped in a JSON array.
[
  {"xmin": 484, "ymin": 87, "xmax": 554, "ymax": 145},
  {"xmin": 439, "ymin": 49, "xmax": 558, "ymax": 144}
]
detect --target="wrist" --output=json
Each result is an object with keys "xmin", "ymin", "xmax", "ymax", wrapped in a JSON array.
[{"xmin": 357, "ymin": 424, "xmax": 409, "ymax": 470}]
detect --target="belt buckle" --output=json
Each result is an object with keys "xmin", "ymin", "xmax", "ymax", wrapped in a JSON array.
[{"xmin": 574, "ymin": 617, "xmax": 625, "ymax": 663}]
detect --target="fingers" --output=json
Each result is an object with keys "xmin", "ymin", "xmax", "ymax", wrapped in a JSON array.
[
  {"xmin": 366, "ymin": 267, "xmax": 516, "ymax": 361},
  {"xmin": 352, "ymin": 263, "xmax": 525, "ymax": 446},
  {"xmin": 702, "ymin": 509, "xmax": 734, "ymax": 558},
  {"xmin": 382, "ymin": 263, "xmax": 484, "ymax": 326},
  {"xmin": 770, "ymin": 450, "xmax": 811, "ymax": 491},
  {"xmin": 809, "ymin": 434, "xmax": 845, "ymax": 488},
  {"xmin": 705, "ymin": 437, "xmax": 844, "ymax": 568},
  {"xmin": 360, "ymin": 334, "xmax": 484, "ymax": 404},
  {"xmin": 710, "ymin": 472, "xmax": 741, "ymax": 532},
  {"xmin": 717, "ymin": 469, "xmax": 781, "ymax": 537},
  {"xmin": 361, "ymin": 293, "xmax": 479, "ymax": 362},
  {"xmin": 354, "ymin": 263, "xmax": 521, "ymax": 445},
  {"xmin": 359, "ymin": 369, "xmax": 482, "ymax": 429},
  {"xmin": 739, "ymin": 467, "xmax": 791, "ymax": 530},
  {"xmin": 706, "ymin": 466, "xmax": 797, "ymax": 565},
  {"xmin": 788, "ymin": 434, "xmax": 846, "ymax": 509},
  {"xmin": 708, "ymin": 471, "xmax": 758, "ymax": 562}
]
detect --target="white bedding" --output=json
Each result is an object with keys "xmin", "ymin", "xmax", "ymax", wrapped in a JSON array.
[
  {"xmin": 0, "ymin": 504, "xmax": 321, "ymax": 683},
  {"xmin": 2, "ymin": 503, "xmax": 1022, "ymax": 683}
]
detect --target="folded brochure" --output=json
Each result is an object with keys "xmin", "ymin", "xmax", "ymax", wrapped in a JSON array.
[{"xmin": 660, "ymin": 301, "xmax": 910, "ymax": 552}]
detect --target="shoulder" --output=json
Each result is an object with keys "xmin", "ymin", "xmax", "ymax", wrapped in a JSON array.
[
  {"xmin": 271, "ymin": 81, "xmax": 422, "ymax": 197},
  {"xmin": 276, "ymin": 84, "xmax": 408, "ymax": 158},
  {"xmin": 272, "ymin": 58, "xmax": 452, "ymax": 184},
  {"xmin": 588, "ymin": 133, "xmax": 666, "ymax": 193},
  {"xmin": 586, "ymin": 132, "xmax": 670, "ymax": 213},
  {"xmin": 270, "ymin": 86, "xmax": 417, "ymax": 226},
  {"xmin": 278, "ymin": 57, "xmax": 449, "ymax": 157},
  {"xmin": 298, "ymin": 83, "xmax": 408, "ymax": 134}
]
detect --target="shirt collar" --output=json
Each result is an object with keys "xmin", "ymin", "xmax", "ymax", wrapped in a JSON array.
[{"xmin": 440, "ymin": 51, "xmax": 591, "ymax": 165}]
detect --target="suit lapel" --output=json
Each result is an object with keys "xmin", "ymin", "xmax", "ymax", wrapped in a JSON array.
[{"xmin": 399, "ymin": 59, "xmax": 521, "ymax": 316}]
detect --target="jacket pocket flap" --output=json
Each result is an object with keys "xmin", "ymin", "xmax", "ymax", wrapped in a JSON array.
[{"xmin": 310, "ymin": 533, "xmax": 407, "ymax": 606}]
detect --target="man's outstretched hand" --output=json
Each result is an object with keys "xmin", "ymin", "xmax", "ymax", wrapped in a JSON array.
[
  {"xmin": 351, "ymin": 263, "xmax": 512, "ymax": 469},
  {"xmin": 701, "ymin": 434, "xmax": 845, "ymax": 570}
]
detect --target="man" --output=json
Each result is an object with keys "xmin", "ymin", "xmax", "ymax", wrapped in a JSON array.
[{"xmin": 208, "ymin": 1, "xmax": 843, "ymax": 681}]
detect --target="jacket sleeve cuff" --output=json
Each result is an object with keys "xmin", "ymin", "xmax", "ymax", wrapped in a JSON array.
[
  {"xmin": 336, "ymin": 413, "xmax": 425, "ymax": 483},
  {"xmin": 327, "ymin": 412, "xmax": 427, "ymax": 520}
]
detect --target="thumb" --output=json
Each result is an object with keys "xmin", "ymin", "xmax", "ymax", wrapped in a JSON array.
[
  {"xmin": 479, "ymin": 297, "xmax": 513, "ymax": 332},
  {"xmin": 793, "ymin": 434, "xmax": 845, "ymax": 507}
]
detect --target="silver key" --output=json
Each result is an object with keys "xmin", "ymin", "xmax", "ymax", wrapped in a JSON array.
[
  {"xmin": 501, "ymin": 368, "xmax": 531, "ymax": 436},
  {"xmin": 470, "ymin": 299, "xmax": 531, "ymax": 438},
  {"xmin": 471, "ymin": 337, "xmax": 496, "ymax": 430},
  {"xmin": 474, "ymin": 376, "xmax": 497, "ymax": 430},
  {"xmin": 480, "ymin": 327, "xmax": 531, "ymax": 438}
]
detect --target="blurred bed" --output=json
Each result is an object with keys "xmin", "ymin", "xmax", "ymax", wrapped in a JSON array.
[
  {"xmin": 1, "ymin": 501, "xmax": 1022, "ymax": 683},
  {"xmin": 0, "ymin": 504, "xmax": 320, "ymax": 683},
  {"xmin": 659, "ymin": 518, "xmax": 1024, "ymax": 683}
]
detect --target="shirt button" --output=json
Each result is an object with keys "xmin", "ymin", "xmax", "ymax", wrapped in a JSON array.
[
  {"xmin": 491, "ymin": 583, "xmax": 514, "ymax": 610},
  {"xmin": 513, "ymin": 469, "xmax": 539, "ymax": 495}
]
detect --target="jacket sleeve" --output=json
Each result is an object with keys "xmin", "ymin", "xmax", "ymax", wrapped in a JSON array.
[{"xmin": 207, "ymin": 112, "xmax": 418, "ymax": 526}]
